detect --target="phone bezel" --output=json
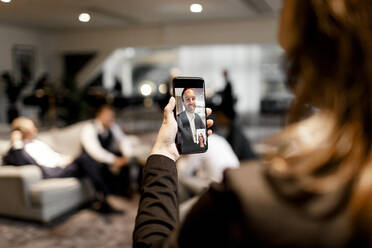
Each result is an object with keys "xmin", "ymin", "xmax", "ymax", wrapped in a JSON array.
[{"xmin": 172, "ymin": 76, "xmax": 208, "ymax": 155}]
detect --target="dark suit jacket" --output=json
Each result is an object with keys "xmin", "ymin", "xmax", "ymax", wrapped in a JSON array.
[
  {"xmin": 176, "ymin": 111, "xmax": 205, "ymax": 154},
  {"xmin": 133, "ymin": 155, "xmax": 359, "ymax": 247}
]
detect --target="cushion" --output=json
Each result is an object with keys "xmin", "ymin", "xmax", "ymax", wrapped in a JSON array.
[{"xmin": 29, "ymin": 178, "xmax": 90, "ymax": 207}]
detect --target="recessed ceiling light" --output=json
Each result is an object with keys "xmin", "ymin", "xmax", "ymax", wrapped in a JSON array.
[
  {"xmin": 190, "ymin": 3, "xmax": 203, "ymax": 13},
  {"xmin": 79, "ymin": 13, "xmax": 91, "ymax": 23},
  {"xmin": 1, "ymin": 0, "xmax": 12, "ymax": 3}
]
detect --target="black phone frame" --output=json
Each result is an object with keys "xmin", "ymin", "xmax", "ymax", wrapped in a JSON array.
[{"xmin": 172, "ymin": 76, "xmax": 208, "ymax": 154}]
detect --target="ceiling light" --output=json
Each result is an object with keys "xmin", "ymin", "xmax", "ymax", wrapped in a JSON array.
[
  {"xmin": 79, "ymin": 13, "xmax": 91, "ymax": 23},
  {"xmin": 190, "ymin": 4, "xmax": 203, "ymax": 13},
  {"xmin": 1, "ymin": 0, "xmax": 12, "ymax": 3}
]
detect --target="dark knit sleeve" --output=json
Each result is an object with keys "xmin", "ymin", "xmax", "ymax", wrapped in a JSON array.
[
  {"xmin": 133, "ymin": 154, "xmax": 246, "ymax": 248},
  {"xmin": 133, "ymin": 155, "xmax": 179, "ymax": 247}
]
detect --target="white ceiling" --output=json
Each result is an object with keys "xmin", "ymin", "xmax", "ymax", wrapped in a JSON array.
[{"xmin": 0, "ymin": 0, "xmax": 281, "ymax": 30}]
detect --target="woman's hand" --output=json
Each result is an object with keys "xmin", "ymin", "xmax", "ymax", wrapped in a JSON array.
[{"xmin": 151, "ymin": 97, "xmax": 213, "ymax": 161}]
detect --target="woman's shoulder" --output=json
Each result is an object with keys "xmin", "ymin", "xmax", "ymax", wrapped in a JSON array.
[
  {"xmin": 218, "ymin": 160, "xmax": 352, "ymax": 246},
  {"xmin": 221, "ymin": 161, "xmax": 272, "ymax": 205}
]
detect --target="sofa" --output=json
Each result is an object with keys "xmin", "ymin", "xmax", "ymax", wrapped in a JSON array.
[{"xmin": 0, "ymin": 121, "xmax": 95, "ymax": 223}]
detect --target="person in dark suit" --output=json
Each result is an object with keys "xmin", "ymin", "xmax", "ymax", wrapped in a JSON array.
[
  {"xmin": 176, "ymin": 88, "xmax": 205, "ymax": 153},
  {"xmin": 80, "ymin": 105, "xmax": 141, "ymax": 199}
]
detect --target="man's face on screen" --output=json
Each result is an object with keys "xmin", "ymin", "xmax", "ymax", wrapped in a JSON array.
[{"xmin": 183, "ymin": 89, "xmax": 196, "ymax": 113}]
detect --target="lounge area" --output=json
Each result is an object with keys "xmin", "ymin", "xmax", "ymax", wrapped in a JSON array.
[
  {"xmin": 0, "ymin": 117, "xmax": 156, "ymax": 218},
  {"xmin": 4, "ymin": 0, "xmax": 368, "ymax": 247},
  {"xmin": 0, "ymin": 119, "xmax": 154, "ymax": 247},
  {"xmin": 0, "ymin": 195, "xmax": 139, "ymax": 247}
]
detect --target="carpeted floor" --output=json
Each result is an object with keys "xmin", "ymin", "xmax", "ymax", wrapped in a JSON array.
[{"xmin": 0, "ymin": 195, "xmax": 140, "ymax": 248}]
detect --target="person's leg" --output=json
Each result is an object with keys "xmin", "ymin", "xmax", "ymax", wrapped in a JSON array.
[
  {"xmin": 74, "ymin": 152, "xmax": 124, "ymax": 214},
  {"xmin": 111, "ymin": 158, "xmax": 142, "ymax": 198},
  {"xmin": 73, "ymin": 152, "xmax": 111, "ymax": 197},
  {"xmin": 127, "ymin": 158, "xmax": 142, "ymax": 194},
  {"xmin": 49, "ymin": 162, "xmax": 84, "ymax": 178},
  {"xmin": 45, "ymin": 153, "xmax": 111, "ymax": 197}
]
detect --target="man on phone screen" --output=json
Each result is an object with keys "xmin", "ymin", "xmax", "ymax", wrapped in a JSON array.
[{"xmin": 177, "ymin": 88, "xmax": 205, "ymax": 153}]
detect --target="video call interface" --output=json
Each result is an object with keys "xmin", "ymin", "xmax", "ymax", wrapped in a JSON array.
[{"xmin": 175, "ymin": 87, "xmax": 207, "ymax": 154}]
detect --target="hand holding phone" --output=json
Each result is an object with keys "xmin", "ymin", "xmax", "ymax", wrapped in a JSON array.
[
  {"xmin": 173, "ymin": 77, "xmax": 208, "ymax": 154},
  {"xmin": 151, "ymin": 97, "xmax": 180, "ymax": 161},
  {"xmin": 150, "ymin": 96, "xmax": 212, "ymax": 161}
]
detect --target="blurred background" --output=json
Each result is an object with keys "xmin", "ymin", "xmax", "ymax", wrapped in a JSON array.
[
  {"xmin": 0, "ymin": 0, "xmax": 291, "ymax": 142},
  {"xmin": 0, "ymin": 1, "xmax": 292, "ymax": 246}
]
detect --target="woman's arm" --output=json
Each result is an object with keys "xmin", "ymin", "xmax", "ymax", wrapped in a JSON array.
[
  {"xmin": 133, "ymin": 97, "xmax": 215, "ymax": 247},
  {"xmin": 133, "ymin": 154, "xmax": 244, "ymax": 248},
  {"xmin": 133, "ymin": 155, "xmax": 179, "ymax": 247}
]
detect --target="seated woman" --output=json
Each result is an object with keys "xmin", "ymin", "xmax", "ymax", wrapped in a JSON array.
[{"xmin": 133, "ymin": 0, "xmax": 372, "ymax": 247}]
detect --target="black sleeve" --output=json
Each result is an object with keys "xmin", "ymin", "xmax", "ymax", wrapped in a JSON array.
[
  {"xmin": 177, "ymin": 183, "xmax": 246, "ymax": 247},
  {"xmin": 133, "ymin": 155, "xmax": 246, "ymax": 248},
  {"xmin": 133, "ymin": 155, "xmax": 179, "ymax": 247}
]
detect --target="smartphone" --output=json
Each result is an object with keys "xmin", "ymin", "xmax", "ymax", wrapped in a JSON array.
[{"xmin": 172, "ymin": 77, "xmax": 208, "ymax": 154}]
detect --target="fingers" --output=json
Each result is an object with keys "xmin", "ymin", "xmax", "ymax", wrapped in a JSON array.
[
  {"xmin": 207, "ymin": 129, "xmax": 213, "ymax": 136},
  {"xmin": 207, "ymin": 119, "xmax": 213, "ymax": 129},
  {"xmin": 206, "ymin": 109, "xmax": 213, "ymax": 136},
  {"xmin": 164, "ymin": 97, "xmax": 176, "ymax": 123},
  {"xmin": 206, "ymin": 108, "xmax": 212, "ymax": 117}
]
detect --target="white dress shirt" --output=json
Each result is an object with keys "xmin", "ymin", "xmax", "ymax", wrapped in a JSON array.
[
  {"xmin": 178, "ymin": 133, "xmax": 239, "ymax": 183},
  {"xmin": 12, "ymin": 139, "xmax": 71, "ymax": 168},
  {"xmin": 186, "ymin": 111, "xmax": 197, "ymax": 143},
  {"xmin": 80, "ymin": 120, "xmax": 132, "ymax": 164}
]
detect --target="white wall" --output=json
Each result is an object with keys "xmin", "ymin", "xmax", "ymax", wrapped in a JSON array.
[
  {"xmin": 54, "ymin": 17, "xmax": 278, "ymax": 95},
  {"xmin": 178, "ymin": 44, "xmax": 264, "ymax": 113},
  {"xmin": 52, "ymin": 18, "xmax": 277, "ymax": 52},
  {"xmin": 0, "ymin": 17, "xmax": 278, "ymax": 122}
]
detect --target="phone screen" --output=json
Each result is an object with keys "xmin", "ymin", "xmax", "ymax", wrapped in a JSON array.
[{"xmin": 173, "ymin": 77, "xmax": 208, "ymax": 154}]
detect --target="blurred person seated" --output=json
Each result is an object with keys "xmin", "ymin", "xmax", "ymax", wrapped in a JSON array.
[
  {"xmin": 177, "ymin": 132, "xmax": 239, "ymax": 201},
  {"xmin": 133, "ymin": 0, "xmax": 372, "ymax": 247},
  {"xmin": 80, "ymin": 104, "xmax": 141, "ymax": 198},
  {"xmin": 3, "ymin": 117, "xmax": 124, "ymax": 214}
]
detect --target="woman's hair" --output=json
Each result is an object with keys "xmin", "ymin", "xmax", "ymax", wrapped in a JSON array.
[
  {"xmin": 285, "ymin": 0, "xmax": 371, "ymax": 123},
  {"xmin": 266, "ymin": 0, "xmax": 372, "ymax": 213}
]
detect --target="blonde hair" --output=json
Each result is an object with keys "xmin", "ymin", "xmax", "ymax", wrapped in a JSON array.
[{"xmin": 11, "ymin": 117, "xmax": 36, "ymax": 136}]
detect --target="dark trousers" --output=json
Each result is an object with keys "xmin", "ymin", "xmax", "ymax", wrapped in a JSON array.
[
  {"xmin": 3, "ymin": 147, "xmax": 140, "ymax": 198},
  {"xmin": 80, "ymin": 150, "xmax": 143, "ymax": 198},
  {"xmin": 41, "ymin": 152, "xmax": 111, "ymax": 197}
]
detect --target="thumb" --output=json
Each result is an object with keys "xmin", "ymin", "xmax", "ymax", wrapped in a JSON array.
[{"xmin": 164, "ymin": 97, "xmax": 176, "ymax": 123}]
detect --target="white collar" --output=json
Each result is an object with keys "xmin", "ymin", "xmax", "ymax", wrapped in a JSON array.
[
  {"xmin": 94, "ymin": 119, "xmax": 107, "ymax": 134},
  {"xmin": 186, "ymin": 111, "xmax": 195, "ymax": 120}
]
